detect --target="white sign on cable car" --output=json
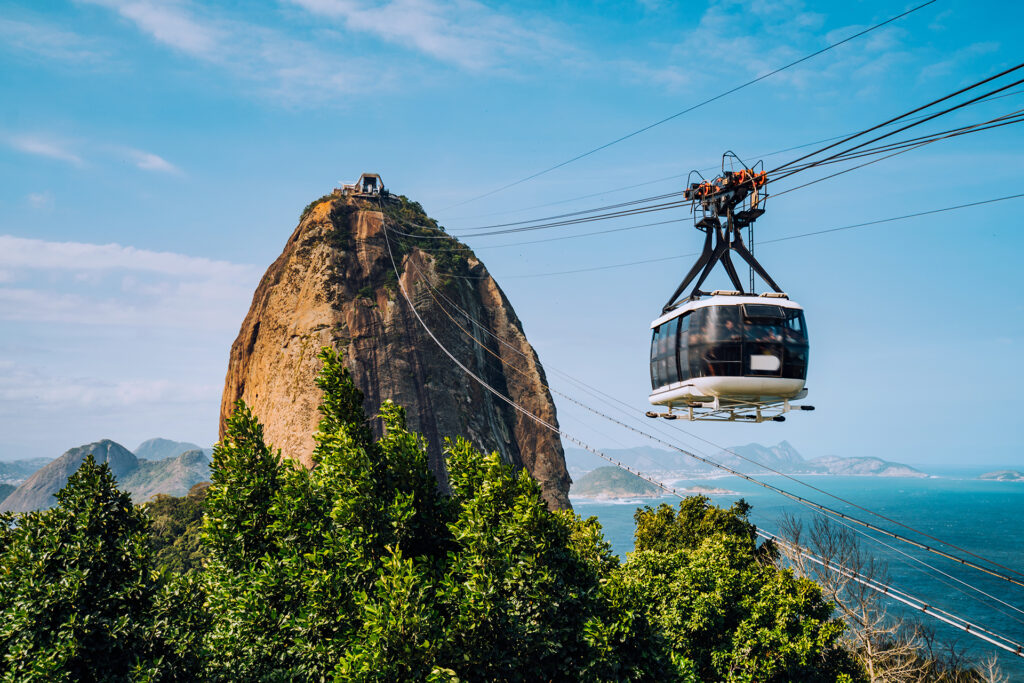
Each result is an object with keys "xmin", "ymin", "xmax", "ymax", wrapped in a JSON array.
[{"xmin": 647, "ymin": 153, "xmax": 814, "ymax": 423}]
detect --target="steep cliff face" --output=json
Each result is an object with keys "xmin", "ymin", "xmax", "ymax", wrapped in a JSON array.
[{"xmin": 220, "ymin": 193, "xmax": 571, "ymax": 509}]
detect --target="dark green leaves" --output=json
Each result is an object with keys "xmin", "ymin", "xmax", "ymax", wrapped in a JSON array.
[{"xmin": 0, "ymin": 348, "xmax": 865, "ymax": 681}]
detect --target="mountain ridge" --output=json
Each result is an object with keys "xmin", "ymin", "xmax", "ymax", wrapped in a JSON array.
[
  {"xmin": 566, "ymin": 440, "xmax": 926, "ymax": 482},
  {"xmin": 134, "ymin": 438, "xmax": 205, "ymax": 461},
  {"xmin": 0, "ymin": 439, "xmax": 211, "ymax": 513}
]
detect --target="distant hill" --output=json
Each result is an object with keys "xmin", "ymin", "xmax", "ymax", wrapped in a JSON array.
[
  {"xmin": 979, "ymin": 470, "xmax": 1024, "ymax": 482},
  {"xmin": 804, "ymin": 455, "xmax": 925, "ymax": 477},
  {"xmin": 0, "ymin": 439, "xmax": 211, "ymax": 513},
  {"xmin": 123, "ymin": 450, "xmax": 211, "ymax": 501},
  {"xmin": 565, "ymin": 440, "xmax": 925, "ymax": 480},
  {"xmin": 711, "ymin": 442, "xmax": 805, "ymax": 472},
  {"xmin": 573, "ymin": 466, "xmax": 663, "ymax": 499},
  {"xmin": 564, "ymin": 446, "xmax": 700, "ymax": 478},
  {"xmin": 134, "ymin": 438, "xmax": 205, "ymax": 461},
  {"xmin": 0, "ymin": 483, "xmax": 15, "ymax": 505},
  {"xmin": 0, "ymin": 458, "xmax": 54, "ymax": 485}
]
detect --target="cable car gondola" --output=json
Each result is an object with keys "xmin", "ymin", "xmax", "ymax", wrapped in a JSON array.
[{"xmin": 647, "ymin": 153, "xmax": 814, "ymax": 422}]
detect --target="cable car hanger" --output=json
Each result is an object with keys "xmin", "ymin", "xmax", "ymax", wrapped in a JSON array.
[{"xmin": 664, "ymin": 152, "xmax": 779, "ymax": 312}]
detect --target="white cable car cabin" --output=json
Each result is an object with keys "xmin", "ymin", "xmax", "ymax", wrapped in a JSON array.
[
  {"xmin": 648, "ymin": 153, "xmax": 814, "ymax": 422},
  {"xmin": 649, "ymin": 291, "xmax": 811, "ymax": 422}
]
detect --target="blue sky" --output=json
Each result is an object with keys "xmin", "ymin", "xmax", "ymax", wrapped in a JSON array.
[{"xmin": 1, "ymin": 0, "xmax": 1022, "ymax": 467}]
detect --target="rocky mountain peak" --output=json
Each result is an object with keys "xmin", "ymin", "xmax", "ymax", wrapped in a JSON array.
[
  {"xmin": 0, "ymin": 439, "xmax": 136, "ymax": 513},
  {"xmin": 220, "ymin": 191, "xmax": 571, "ymax": 509}
]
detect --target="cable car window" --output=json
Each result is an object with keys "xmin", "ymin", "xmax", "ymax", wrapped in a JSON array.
[
  {"xmin": 783, "ymin": 308, "xmax": 807, "ymax": 343},
  {"xmin": 742, "ymin": 305, "xmax": 784, "ymax": 344},
  {"xmin": 782, "ymin": 346, "xmax": 808, "ymax": 379},
  {"xmin": 664, "ymin": 323, "xmax": 678, "ymax": 385},
  {"xmin": 742, "ymin": 304, "xmax": 785, "ymax": 320},
  {"xmin": 782, "ymin": 309, "xmax": 808, "ymax": 379},
  {"xmin": 688, "ymin": 306, "xmax": 742, "ymax": 378},
  {"xmin": 677, "ymin": 313, "xmax": 691, "ymax": 381},
  {"xmin": 650, "ymin": 321, "xmax": 680, "ymax": 389},
  {"xmin": 705, "ymin": 305, "xmax": 741, "ymax": 342},
  {"xmin": 650, "ymin": 326, "xmax": 660, "ymax": 387}
]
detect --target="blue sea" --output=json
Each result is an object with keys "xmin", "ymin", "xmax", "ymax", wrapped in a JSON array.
[{"xmin": 573, "ymin": 475, "xmax": 1024, "ymax": 678}]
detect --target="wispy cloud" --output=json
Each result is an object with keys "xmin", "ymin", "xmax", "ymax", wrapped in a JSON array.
[
  {"xmin": 0, "ymin": 17, "xmax": 110, "ymax": 66},
  {"xmin": 918, "ymin": 41, "xmax": 1000, "ymax": 82},
  {"xmin": 0, "ymin": 235, "xmax": 252, "ymax": 279},
  {"xmin": 82, "ymin": 0, "xmax": 383, "ymax": 102},
  {"xmin": 26, "ymin": 192, "xmax": 55, "ymax": 210},
  {"xmin": 0, "ymin": 236, "xmax": 259, "ymax": 331},
  {"xmin": 639, "ymin": 0, "xmax": 913, "ymax": 93},
  {"xmin": 7, "ymin": 134, "xmax": 182, "ymax": 175},
  {"xmin": 288, "ymin": 0, "xmax": 570, "ymax": 71},
  {"xmin": 103, "ymin": 0, "xmax": 221, "ymax": 55},
  {"xmin": 0, "ymin": 362, "xmax": 217, "ymax": 411},
  {"xmin": 123, "ymin": 148, "xmax": 181, "ymax": 174},
  {"xmin": 8, "ymin": 135, "xmax": 84, "ymax": 166}
]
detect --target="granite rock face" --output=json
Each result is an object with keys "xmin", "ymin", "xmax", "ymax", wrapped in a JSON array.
[{"xmin": 220, "ymin": 194, "xmax": 571, "ymax": 509}]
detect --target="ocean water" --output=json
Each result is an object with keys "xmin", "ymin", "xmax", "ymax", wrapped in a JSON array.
[{"xmin": 573, "ymin": 475, "xmax": 1024, "ymax": 678}]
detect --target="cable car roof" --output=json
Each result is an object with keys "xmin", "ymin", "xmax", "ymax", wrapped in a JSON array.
[{"xmin": 650, "ymin": 292, "xmax": 803, "ymax": 328}]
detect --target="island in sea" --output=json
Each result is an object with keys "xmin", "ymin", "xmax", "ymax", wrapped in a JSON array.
[
  {"xmin": 572, "ymin": 467, "xmax": 737, "ymax": 500},
  {"xmin": 979, "ymin": 470, "xmax": 1024, "ymax": 482},
  {"xmin": 572, "ymin": 466, "xmax": 663, "ymax": 500}
]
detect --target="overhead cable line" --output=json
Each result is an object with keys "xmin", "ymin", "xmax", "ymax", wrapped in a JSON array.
[
  {"xmin": 439, "ymin": 68, "xmax": 1024, "ymax": 238},
  {"xmin": 436, "ymin": 0, "xmax": 939, "ymax": 213},
  {"xmin": 773, "ymin": 109, "xmax": 1024, "ymax": 177},
  {"xmin": 391, "ymin": 88, "xmax": 1024, "ymax": 248},
  {"xmin": 769, "ymin": 61, "xmax": 1024, "ymax": 176},
  {"xmin": 377, "ymin": 206, "xmax": 1024, "ymax": 658},
  {"xmin": 436, "ymin": 108, "xmax": 1024, "ymax": 240},
  {"xmin": 392, "ymin": 191, "xmax": 1024, "ymax": 279},
  {"xmin": 765, "ymin": 531, "xmax": 1024, "ymax": 659},
  {"xmin": 380, "ymin": 216, "xmax": 1024, "ymax": 589},
  {"xmin": 391, "ymin": 217, "xmax": 689, "ymax": 252},
  {"xmin": 771, "ymin": 109, "xmax": 1024, "ymax": 199},
  {"xmin": 444, "ymin": 85, "xmax": 1024, "ymax": 225},
  {"xmin": 402, "ymin": 244, "xmax": 1024, "ymax": 629}
]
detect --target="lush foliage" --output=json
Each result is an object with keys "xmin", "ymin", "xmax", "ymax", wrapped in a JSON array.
[
  {"xmin": 624, "ymin": 498, "xmax": 860, "ymax": 682},
  {"xmin": 0, "ymin": 455, "xmax": 194, "ymax": 681},
  {"xmin": 145, "ymin": 483, "xmax": 208, "ymax": 575},
  {"xmin": 381, "ymin": 195, "xmax": 472, "ymax": 277},
  {"xmin": 0, "ymin": 348, "xmax": 874, "ymax": 681}
]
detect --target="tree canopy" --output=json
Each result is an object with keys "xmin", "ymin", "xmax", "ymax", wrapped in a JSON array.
[{"xmin": 0, "ymin": 348, "xmax": 868, "ymax": 681}]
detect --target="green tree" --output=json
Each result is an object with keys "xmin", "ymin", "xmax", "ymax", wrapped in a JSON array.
[
  {"xmin": 145, "ymin": 483, "xmax": 209, "ymax": 575},
  {"xmin": 435, "ymin": 439, "xmax": 614, "ymax": 680},
  {"xmin": 200, "ymin": 349, "xmax": 453, "ymax": 680},
  {"xmin": 198, "ymin": 348, "xmax": 867, "ymax": 681},
  {"xmin": 0, "ymin": 455, "xmax": 161, "ymax": 681},
  {"xmin": 621, "ymin": 498, "xmax": 864, "ymax": 682}
]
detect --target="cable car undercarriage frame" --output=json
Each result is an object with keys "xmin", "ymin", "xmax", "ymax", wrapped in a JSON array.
[{"xmin": 647, "ymin": 153, "xmax": 815, "ymax": 423}]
